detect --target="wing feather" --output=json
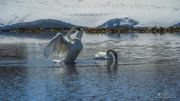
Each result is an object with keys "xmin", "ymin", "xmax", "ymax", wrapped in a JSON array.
[{"xmin": 44, "ymin": 33, "xmax": 71, "ymax": 59}]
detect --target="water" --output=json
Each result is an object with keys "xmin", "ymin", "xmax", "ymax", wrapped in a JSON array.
[{"xmin": 0, "ymin": 32, "xmax": 180, "ymax": 101}]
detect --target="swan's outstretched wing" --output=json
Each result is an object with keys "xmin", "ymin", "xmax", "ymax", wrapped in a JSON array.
[{"xmin": 44, "ymin": 33, "xmax": 71, "ymax": 58}]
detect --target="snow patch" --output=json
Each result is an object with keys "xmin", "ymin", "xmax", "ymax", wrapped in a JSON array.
[{"xmin": 98, "ymin": 18, "xmax": 138, "ymax": 28}]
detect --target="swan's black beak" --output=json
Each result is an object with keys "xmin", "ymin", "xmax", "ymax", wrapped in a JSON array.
[
  {"xmin": 76, "ymin": 28, "xmax": 81, "ymax": 31},
  {"xmin": 77, "ymin": 28, "xmax": 84, "ymax": 31},
  {"xmin": 72, "ymin": 30, "xmax": 76, "ymax": 33}
]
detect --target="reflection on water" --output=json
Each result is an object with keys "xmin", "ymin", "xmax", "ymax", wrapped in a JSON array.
[
  {"xmin": 0, "ymin": 44, "xmax": 27, "ymax": 60},
  {"xmin": 107, "ymin": 62, "xmax": 118, "ymax": 76},
  {"xmin": 0, "ymin": 67, "xmax": 28, "ymax": 100},
  {"xmin": 0, "ymin": 32, "xmax": 180, "ymax": 101}
]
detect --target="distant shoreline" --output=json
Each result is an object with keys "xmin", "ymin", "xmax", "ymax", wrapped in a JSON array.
[{"xmin": 0, "ymin": 26, "xmax": 180, "ymax": 34}]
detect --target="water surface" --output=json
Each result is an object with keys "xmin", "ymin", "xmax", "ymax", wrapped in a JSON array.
[{"xmin": 0, "ymin": 32, "xmax": 180, "ymax": 101}]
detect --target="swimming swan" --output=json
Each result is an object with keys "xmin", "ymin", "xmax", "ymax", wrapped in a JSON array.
[
  {"xmin": 94, "ymin": 49, "xmax": 118, "ymax": 65},
  {"xmin": 44, "ymin": 27, "xmax": 84, "ymax": 64}
]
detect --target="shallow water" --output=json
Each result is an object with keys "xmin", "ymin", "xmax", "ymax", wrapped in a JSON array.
[{"xmin": 0, "ymin": 32, "xmax": 180, "ymax": 101}]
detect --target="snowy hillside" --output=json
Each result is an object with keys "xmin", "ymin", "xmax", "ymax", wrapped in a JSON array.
[
  {"xmin": 98, "ymin": 18, "xmax": 138, "ymax": 28},
  {"xmin": 1, "ymin": 19, "xmax": 74, "ymax": 30},
  {"xmin": 173, "ymin": 23, "xmax": 180, "ymax": 27},
  {"xmin": 0, "ymin": 0, "xmax": 180, "ymax": 27}
]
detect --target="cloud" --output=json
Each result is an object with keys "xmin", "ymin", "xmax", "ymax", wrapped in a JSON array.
[{"xmin": 0, "ymin": 0, "xmax": 180, "ymax": 27}]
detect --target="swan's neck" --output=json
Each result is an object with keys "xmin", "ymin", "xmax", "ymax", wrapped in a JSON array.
[
  {"xmin": 75, "ymin": 31, "xmax": 83, "ymax": 40},
  {"xmin": 106, "ymin": 50, "xmax": 118, "ymax": 63}
]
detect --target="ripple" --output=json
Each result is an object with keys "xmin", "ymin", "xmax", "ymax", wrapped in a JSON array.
[{"xmin": 0, "ymin": 33, "xmax": 180, "ymax": 101}]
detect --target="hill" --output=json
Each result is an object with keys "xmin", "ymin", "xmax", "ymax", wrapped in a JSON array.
[
  {"xmin": 98, "ymin": 18, "xmax": 139, "ymax": 29},
  {"xmin": 1, "ymin": 19, "xmax": 74, "ymax": 30}
]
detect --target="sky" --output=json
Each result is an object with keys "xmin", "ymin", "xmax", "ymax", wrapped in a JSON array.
[{"xmin": 0, "ymin": 0, "xmax": 180, "ymax": 27}]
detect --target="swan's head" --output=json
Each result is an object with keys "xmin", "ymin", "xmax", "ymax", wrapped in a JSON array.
[
  {"xmin": 106, "ymin": 49, "xmax": 118, "ymax": 64},
  {"xmin": 75, "ymin": 28, "xmax": 84, "ymax": 40},
  {"xmin": 67, "ymin": 27, "xmax": 84, "ymax": 42}
]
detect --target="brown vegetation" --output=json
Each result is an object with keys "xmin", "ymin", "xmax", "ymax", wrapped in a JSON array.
[{"xmin": 0, "ymin": 26, "xmax": 180, "ymax": 33}]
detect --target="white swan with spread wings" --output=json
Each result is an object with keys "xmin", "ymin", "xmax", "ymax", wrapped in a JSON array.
[{"xmin": 44, "ymin": 27, "xmax": 84, "ymax": 64}]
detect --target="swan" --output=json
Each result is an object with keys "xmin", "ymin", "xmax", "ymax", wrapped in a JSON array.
[
  {"xmin": 44, "ymin": 27, "xmax": 84, "ymax": 64},
  {"xmin": 94, "ymin": 49, "xmax": 118, "ymax": 65}
]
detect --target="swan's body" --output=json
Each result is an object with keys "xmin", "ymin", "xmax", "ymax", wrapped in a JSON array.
[
  {"xmin": 94, "ymin": 49, "xmax": 118, "ymax": 64},
  {"xmin": 44, "ymin": 27, "xmax": 84, "ymax": 64}
]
